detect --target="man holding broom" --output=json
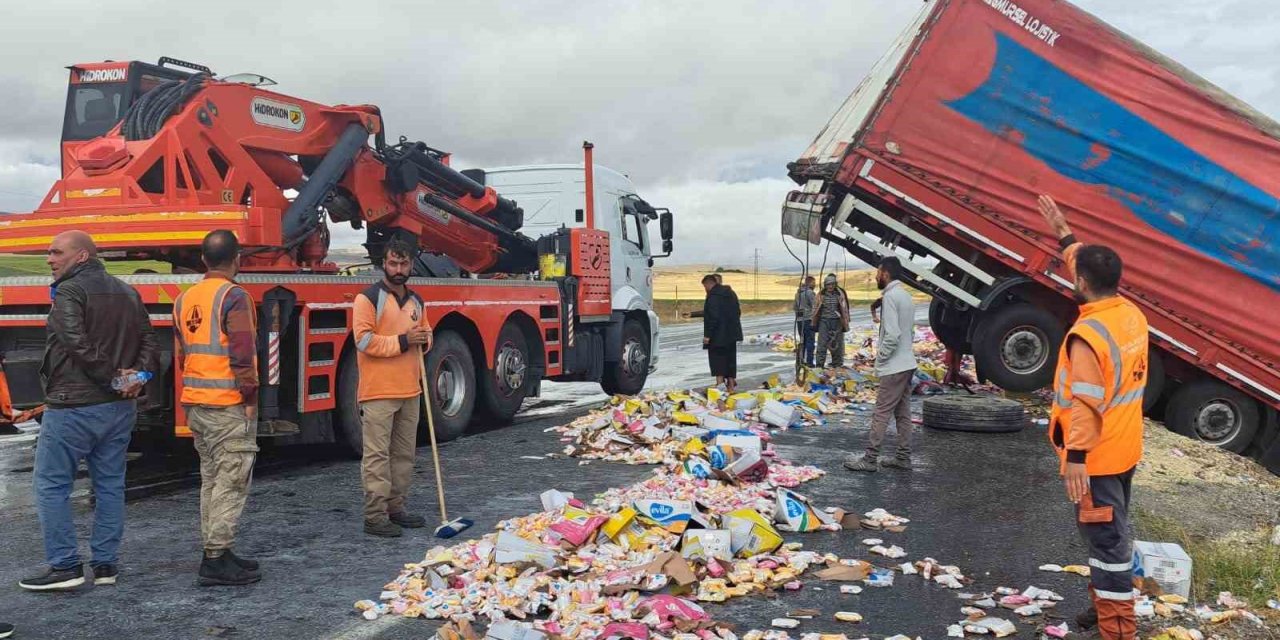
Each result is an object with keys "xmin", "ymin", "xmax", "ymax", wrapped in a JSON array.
[{"xmin": 352, "ymin": 237, "xmax": 433, "ymax": 538}]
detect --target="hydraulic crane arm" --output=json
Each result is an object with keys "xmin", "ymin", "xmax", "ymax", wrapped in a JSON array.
[{"xmin": 0, "ymin": 63, "xmax": 535, "ymax": 274}]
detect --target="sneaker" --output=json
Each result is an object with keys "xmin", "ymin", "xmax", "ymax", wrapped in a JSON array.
[
  {"xmin": 197, "ymin": 553, "xmax": 262, "ymax": 587},
  {"xmin": 389, "ymin": 512, "xmax": 427, "ymax": 529},
  {"xmin": 843, "ymin": 455, "xmax": 878, "ymax": 472},
  {"xmin": 1075, "ymin": 606, "xmax": 1098, "ymax": 630},
  {"xmin": 91, "ymin": 564, "xmax": 118, "ymax": 586},
  {"xmin": 225, "ymin": 550, "xmax": 259, "ymax": 571},
  {"xmin": 882, "ymin": 457, "xmax": 913, "ymax": 470},
  {"xmin": 364, "ymin": 519, "xmax": 403, "ymax": 538},
  {"xmin": 19, "ymin": 565, "xmax": 85, "ymax": 591},
  {"xmin": 0, "ymin": 622, "xmax": 13, "ymax": 638}
]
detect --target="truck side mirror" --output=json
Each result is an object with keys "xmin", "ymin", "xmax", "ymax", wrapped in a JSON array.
[
  {"xmin": 662, "ymin": 239, "xmax": 673, "ymax": 254},
  {"xmin": 660, "ymin": 211, "xmax": 673, "ymax": 240}
]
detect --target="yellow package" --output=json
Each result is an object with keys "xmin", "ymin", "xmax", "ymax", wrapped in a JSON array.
[
  {"xmin": 681, "ymin": 438, "xmax": 707, "ymax": 457},
  {"xmin": 602, "ymin": 507, "xmax": 647, "ymax": 549},
  {"xmin": 624, "ymin": 398, "xmax": 644, "ymax": 415},
  {"xmin": 707, "ymin": 388, "xmax": 724, "ymax": 404},
  {"xmin": 672, "ymin": 411, "xmax": 700, "ymax": 425}
]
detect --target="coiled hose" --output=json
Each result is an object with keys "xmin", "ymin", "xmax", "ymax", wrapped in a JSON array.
[{"xmin": 121, "ymin": 73, "xmax": 210, "ymax": 140}]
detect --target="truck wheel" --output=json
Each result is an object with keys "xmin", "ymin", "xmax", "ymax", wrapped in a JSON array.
[
  {"xmin": 335, "ymin": 349, "xmax": 363, "ymax": 459},
  {"xmin": 601, "ymin": 319, "xmax": 649, "ymax": 396},
  {"xmin": 422, "ymin": 330, "xmax": 475, "ymax": 443},
  {"xmin": 929, "ymin": 298, "xmax": 972, "ymax": 354},
  {"xmin": 1166, "ymin": 379, "xmax": 1260, "ymax": 453},
  {"xmin": 1143, "ymin": 348, "xmax": 1165, "ymax": 415},
  {"xmin": 475, "ymin": 322, "xmax": 530, "ymax": 426},
  {"xmin": 973, "ymin": 303, "xmax": 1064, "ymax": 393},
  {"xmin": 922, "ymin": 395, "xmax": 1028, "ymax": 433}
]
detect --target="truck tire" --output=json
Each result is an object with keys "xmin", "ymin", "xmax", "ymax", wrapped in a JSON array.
[
  {"xmin": 1143, "ymin": 347, "xmax": 1165, "ymax": 415},
  {"xmin": 422, "ymin": 330, "xmax": 475, "ymax": 443},
  {"xmin": 973, "ymin": 303, "xmax": 1064, "ymax": 392},
  {"xmin": 929, "ymin": 298, "xmax": 972, "ymax": 354},
  {"xmin": 922, "ymin": 395, "xmax": 1028, "ymax": 433},
  {"xmin": 335, "ymin": 349, "xmax": 363, "ymax": 459},
  {"xmin": 601, "ymin": 319, "xmax": 649, "ymax": 397},
  {"xmin": 1166, "ymin": 379, "xmax": 1260, "ymax": 454},
  {"xmin": 475, "ymin": 322, "xmax": 530, "ymax": 426}
]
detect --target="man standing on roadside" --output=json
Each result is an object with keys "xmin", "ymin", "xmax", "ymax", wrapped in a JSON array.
[
  {"xmin": 173, "ymin": 230, "xmax": 262, "ymax": 587},
  {"xmin": 845, "ymin": 257, "xmax": 917, "ymax": 472},
  {"xmin": 793, "ymin": 275, "xmax": 817, "ymax": 367},
  {"xmin": 810, "ymin": 274, "xmax": 850, "ymax": 368},
  {"xmin": 1039, "ymin": 195, "xmax": 1147, "ymax": 640},
  {"xmin": 20, "ymin": 231, "xmax": 156, "ymax": 592},
  {"xmin": 353, "ymin": 238, "xmax": 433, "ymax": 538},
  {"xmin": 702, "ymin": 274, "xmax": 743, "ymax": 393}
]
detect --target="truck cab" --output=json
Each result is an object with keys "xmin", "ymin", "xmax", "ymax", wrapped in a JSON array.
[{"xmin": 479, "ymin": 164, "xmax": 673, "ymax": 381}]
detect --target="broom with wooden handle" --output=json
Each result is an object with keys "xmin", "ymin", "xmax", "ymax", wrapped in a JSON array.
[{"xmin": 419, "ymin": 342, "xmax": 473, "ymax": 538}]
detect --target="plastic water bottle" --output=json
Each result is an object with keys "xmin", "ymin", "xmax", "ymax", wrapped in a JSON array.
[{"xmin": 112, "ymin": 370, "xmax": 153, "ymax": 391}]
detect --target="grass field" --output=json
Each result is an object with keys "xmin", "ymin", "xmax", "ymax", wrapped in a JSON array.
[
  {"xmin": 654, "ymin": 266, "xmax": 885, "ymax": 302},
  {"xmin": 0, "ymin": 254, "xmax": 170, "ymax": 277}
]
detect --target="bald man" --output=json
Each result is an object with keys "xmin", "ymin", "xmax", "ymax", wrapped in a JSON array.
[{"xmin": 20, "ymin": 231, "xmax": 157, "ymax": 592}]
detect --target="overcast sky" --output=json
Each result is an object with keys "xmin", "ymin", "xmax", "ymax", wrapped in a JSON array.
[{"xmin": 1, "ymin": 0, "xmax": 1277, "ymax": 268}]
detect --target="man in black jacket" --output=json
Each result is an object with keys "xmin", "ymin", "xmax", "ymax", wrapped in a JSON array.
[
  {"xmin": 701, "ymin": 274, "xmax": 743, "ymax": 392},
  {"xmin": 19, "ymin": 231, "xmax": 157, "ymax": 592}
]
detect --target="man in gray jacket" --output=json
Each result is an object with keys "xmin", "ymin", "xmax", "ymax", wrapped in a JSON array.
[{"xmin": 845, "ymin": 257, "xmax": 918, "ymax": 471}]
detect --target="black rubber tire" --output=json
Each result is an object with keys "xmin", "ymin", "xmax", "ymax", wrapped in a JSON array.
[
  {"xmin": 1166, "ymin": 379, "xmax": 1260, "ymax": 454},
  {"xmin": 601, "ymin": 319, "xmax": 650, "ymax": 397},
  {"xmin": 422, "ymin": 330, "xmax": 475, "ymax": 443},
  {"xmin": 929, "ymin": 298, "xmax": 973, "ymax": 354},
  {"xmin": 475, "ymin": 322, "xmax": 530, "ymax": 426},
  {"xmin": 1143, "ymin": 348, "xmax": 1165, "ymax": 415},
  {"xmin": 922, "ymin": 395, "xmax": 1028, "ymax": 433},
  {"xmin": 335, "ymin": 348, "xmax": 363, "ymax": 459},
  {"xmin": 973, "ymin": 303, "xmax": 1065, "ymax": 393}
]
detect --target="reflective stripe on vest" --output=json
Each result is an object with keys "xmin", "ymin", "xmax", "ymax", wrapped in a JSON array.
[
  {"xmin": 175, "ymin": 279, "xmax": 252, "ymax": 406},
  {"xmin": 1048, "ymin": 296, "xmax": 1148, "ymax": 476}
]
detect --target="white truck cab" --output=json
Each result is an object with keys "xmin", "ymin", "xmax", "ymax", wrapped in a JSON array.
[{"xmin": 481, "ymin": 164, "xmax": 673, "ymax": 387}]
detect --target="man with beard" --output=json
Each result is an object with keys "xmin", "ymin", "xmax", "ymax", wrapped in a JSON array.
[
  {"xmin": 845, "ymin": 257, "xmax": 918, "ymax": 471},
  {"xmin": 810, "ymin": 274, "xmax": 850, "ymax": 368},
  {"xmin": 1038, "ymin": 195, "xmax": 1147, "ymax": 640},
  {"xmin": 353, "ymin": 238, "xmax": 433, "ymax": 537}
]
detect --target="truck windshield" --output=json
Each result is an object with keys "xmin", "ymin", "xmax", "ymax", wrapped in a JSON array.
[{"xmin": 63, "ymin": 82, "xmax": 127, "ymax": 141}]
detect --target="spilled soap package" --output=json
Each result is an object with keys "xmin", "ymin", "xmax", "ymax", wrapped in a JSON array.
[
  {"xmin": 681, "ymin": 529, "xmax": 733, "ymax": 562},
  {"xmin": 722, "ymin": 508, "xmax": 783, "ymax": 556},
  {"xmin": 633, "ymin": 499, "xmax": 695, "ymax": 534},
  {"xmin": 774, "ymin": 489, "xmax": 834, "ymax": 532}
]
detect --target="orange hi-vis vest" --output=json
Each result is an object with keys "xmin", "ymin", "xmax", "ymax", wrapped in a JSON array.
[
  {"xmin": 174, "ymin": 277, "xmax": 256, "ymax": 406},
  {"xmin": 1049, "ymin": 296, "xmax": 1149, "ymax": 476}
]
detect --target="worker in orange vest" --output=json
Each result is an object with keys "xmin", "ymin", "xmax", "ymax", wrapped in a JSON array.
[
  {"xmin": 1038, "ymin": 196, "xmax": 1148, "ymax": 640},
  {"xmin": 173, "ymin": 230, "xmax": 262, "ymax": 587}
]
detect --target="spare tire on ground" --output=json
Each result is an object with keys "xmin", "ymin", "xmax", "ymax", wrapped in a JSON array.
[{"xmin": 923, "ymin": 395, "xmax": 1028, "ymax": 433}]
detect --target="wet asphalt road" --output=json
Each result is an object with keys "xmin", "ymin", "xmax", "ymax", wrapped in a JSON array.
[{"xmin": 0, "ymin": 313, "xmax": 1087, "ymax": 640}]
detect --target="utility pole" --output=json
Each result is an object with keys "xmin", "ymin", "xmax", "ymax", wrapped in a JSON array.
[{"xmin": 752, "ymin": 248, "xmax": 760, "ymax": 301}]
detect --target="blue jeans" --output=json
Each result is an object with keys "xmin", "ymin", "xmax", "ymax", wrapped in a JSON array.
[
  {"xmin": 35, "ymin": 400, "xmax": 135, "ymax": 569},
  {"xmin": 797, "ymin": 319, "xmax": 817, "ymax": 366}
]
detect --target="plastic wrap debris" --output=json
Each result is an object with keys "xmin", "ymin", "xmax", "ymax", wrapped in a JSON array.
[
  {"xmin": 485, "ymin": 620, "xmax": 547, "ymax": 640},
  {"xmin": 860, "ymin": 539, "xmax": 883, "ymax": 546},
  {"xmin": 869, "ymin": 545, "xmax": 907, "ymax": 559},
  {"xmin": 898, "ymin": 563, "xmax": 918, "ymax": 575},
  {"xmin": 601, "ymin": 622, "xmax": 651, "ymax": 640},
  {"xmin": 970, "ymin": 617, "xmax": 1016, "ymax": 637},
  {"xmin": 494, "ymin": 531, "xmax": 558, "ymax": 568},
  {"xmin": 1134, "ymin": 599, "xmax": 1155, "ymax": 618},
  {"xmin": 864, "ymin": 568, "xmax": 895, "ymax": 588},
  {"xmin": 860, "ymin": 509, "xmax": 909, "ymax": 531},
  {"xmin": 1044, "ymin": 622, "xmax": 1069, "ymax": 638},
  {"xmin": 970, "ymin": 597, "xmax": 997, "ymax": 609},
  {"xmin": 1011, "ymin": 604, "xmax": 1041, "ymax": 617},
  {"xmin": 833, "ymin": 612, "xmax": 863, "ymax": 623},
  {"xmin": 540, "ymin": 490, "xmax": 576, "ymax": 511},
  {"xmin": 682, "ymin": 530, "xmax": 733, "ymax": 562},
  {"xmin": 1037, "ymin": 564, "xmax": 1063, "ymax": 573},
  {"xmin": 1020, "ymin": 586, "xmax": 1062, "ymax": 601},
  {"xmin": 771, "ymin": 619, "xmax": 800, "ymax": 629},
  {"xmin": 947, "ymin": 625, "xmax": 965, "ymax": 638},
  {"xmin": 1216, "ymin": 591, "xmax": 1247, "ymax": 609},
  {"xmin": 840, "ymin": 585, "xmax": 863, "ymax": 595}
]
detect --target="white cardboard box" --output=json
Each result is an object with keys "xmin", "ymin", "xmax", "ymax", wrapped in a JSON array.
[{"xmin": 1132, "ymin": 540, "xmax": 1192, "ymax": 598}]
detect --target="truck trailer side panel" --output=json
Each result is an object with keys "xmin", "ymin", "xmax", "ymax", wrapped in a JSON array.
[{"xmin": 808, "ymin": 0, "xmax": 1280, "ymax": 372}]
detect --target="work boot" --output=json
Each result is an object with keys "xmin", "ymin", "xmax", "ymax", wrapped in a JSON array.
[
  {"xmin": 225, "ymin": 549, "xmax": 259, "ymax": 571},
  {"xmin": 843, "ymin": 454, "xmax": 878, "ymax": 472},
  {"xmin": 197, "ymin": 553, "xmax": 262, "ymax": 587},
  {"xmin": 91, "ymin": 563, "xmax": 118, "ymax": 586},
  {"xmin": 1075, "ymin": 605, "xmax": 1098, "ymax": 630},
  {"xmin": 389, "ymin": 512, "xmax": 427, "ymax": 529},
  {"xmin": 881, "ymin": 457, "xmax": 913, "ymax": 471},
  {"xmin": 18, "ymin": 564, "xmax": 85, "ymax": 591},
  {"xmin": 364, "ymin": 518, "xmax": 403, "ymax": 538}
]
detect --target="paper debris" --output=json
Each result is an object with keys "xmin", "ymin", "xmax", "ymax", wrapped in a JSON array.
[{"xmin": 772, "ymin": 619, "xmax": 800, "ymax": 629}]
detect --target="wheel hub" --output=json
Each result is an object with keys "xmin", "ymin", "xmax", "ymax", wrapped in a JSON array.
[
  {"xmin": 1000, "ymin": 326, "xmax": 1049, "ymax": 374},
  {"xmin": 621, "ymin": 337, "xmax": 648, "ymax": 378},
  {"xmin": 1195, "ymin": 400, "xmax": 1240, "ymax": 443},
  {"xmin": 494, "ymin": 343, "xmax": 527, "ymax": 395},
  {"xmin": 433, "ymin": 356, "xmax": 466, "ymax": 417}
]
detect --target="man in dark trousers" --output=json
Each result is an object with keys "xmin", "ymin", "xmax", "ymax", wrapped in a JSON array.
[
  {"xmin": 21, "ymin": 231, "xmax": 156, "ymax": 592},
  {"xmin": 701, "ymin": 274, "xmax": 743, "ymax": 392},
  {"xmin": 1039, "ymin": 195, "xmax": 1148, "ymax": 640},
  {"xmin": 810, "ymin": 273, "xmax": 850, "ymax": 368},
  {"xmin": 793, "ymin": 275, "xmax": 817, "ymax": 367}
]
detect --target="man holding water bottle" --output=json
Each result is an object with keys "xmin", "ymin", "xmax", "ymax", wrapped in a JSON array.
[{"xmin": 20, "ymin": 231, "xmax": 156, "ymax": 593}]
